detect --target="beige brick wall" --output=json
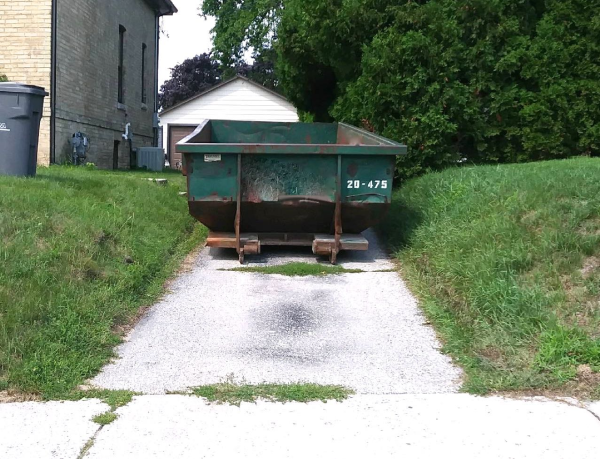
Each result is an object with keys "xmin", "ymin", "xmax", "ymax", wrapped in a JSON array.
[
  {"xmin": 0, "ymin": 0, "xmax": 53, "ymax": 165},
  {"xmin": 55, "ymin": 0, "xmax": 157, "ymax": 169}
]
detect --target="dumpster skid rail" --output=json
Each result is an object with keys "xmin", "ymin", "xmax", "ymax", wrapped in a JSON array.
[{"xmin": 177, "ymin": 120, "xmax": 407, "ymax": 264}]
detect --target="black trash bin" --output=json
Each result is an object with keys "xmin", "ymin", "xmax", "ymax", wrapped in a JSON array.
[{"xmin": 0, "ymin": 83, "xmax": 48, "ymax": 177}]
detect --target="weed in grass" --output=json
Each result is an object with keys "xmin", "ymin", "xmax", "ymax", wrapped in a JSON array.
[
  {"xmin": 379, "ymin": 158, "xmax": 600, "ymax": 395},
  {"xmin": 224, "ymin": 262, "xmax": 363, "ymax": 276},
  {"xmin": 0, "ymin": 166, "xmax": 207, "ymax": 397},
  {"xmin": 92, "ymin": 412, "xmax": 118, "ymax": 426},
  {"xmin": 190, "ymin": 377, "xmax": 353, "ymax": 406}
]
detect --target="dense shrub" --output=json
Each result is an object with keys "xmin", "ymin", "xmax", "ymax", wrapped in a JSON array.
[
  {"xmin": 205, "ymin": 0, "xmax": 600, "ymax": 179},
  {"xmin": 330, "ymin": 0, "xmax": 600, "ymax": 179}
]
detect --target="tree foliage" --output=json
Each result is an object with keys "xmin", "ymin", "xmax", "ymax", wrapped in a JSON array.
[
  {"xmin": 234, "ymin": 48, "xmax": 279, "ymax": 89},
  {"xmin": 205, "ymin": 0, "xmax": 600, "ymax": 178},
  {"xmin": 201, "ymin": 0, "xmax": 282, "ymax": 68},
  {"xmin": 158, "ymin": 53, "xmax": 221, "ymax": 110},
  {"xmin": 159, "ymin": 52, "xmax": 279, "ymax": 110}
]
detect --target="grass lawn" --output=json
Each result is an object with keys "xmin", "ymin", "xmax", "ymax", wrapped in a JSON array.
[
  {"xmin": 380, "ymin": 158, "xmax": 600, "ymax": 397},
  {"xmin": 0, "ymin": 166, "xmax": 206, "ymax": 398}
]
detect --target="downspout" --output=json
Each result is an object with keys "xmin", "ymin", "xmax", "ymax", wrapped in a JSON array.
[
  {"xmin": 153, "ymin": 13, "xmax": 160, "ymax": 147},
  {"xmin": 50, "ymin": 0, "xmax": 58, "ymax": 163}
]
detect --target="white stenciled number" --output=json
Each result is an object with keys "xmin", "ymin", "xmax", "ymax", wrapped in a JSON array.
[
  {"xmin": 348, "ymin": 179, "xmax": 390, "ymax": 189},
  {"xmin": 0, "ymin": 123, "xmax": 6, "ymax": 129}
]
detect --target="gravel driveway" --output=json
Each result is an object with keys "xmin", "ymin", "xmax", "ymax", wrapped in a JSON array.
[
  {"xmin": 92, "ymin": 230, "xmax": 462, "ymax": 394},
  {"xmin": 4, "ymin": 232, "xmax": 600, "ymax": 459}
]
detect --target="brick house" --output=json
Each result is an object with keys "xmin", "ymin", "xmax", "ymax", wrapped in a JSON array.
[{"xmin": 0, "ymin": 0, "xmax": 177, "ymax": 169}]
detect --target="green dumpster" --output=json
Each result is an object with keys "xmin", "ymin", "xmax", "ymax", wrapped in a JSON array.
[{"xmin": 177, "ymin": 120, "xmax": 407, "ymax": 263}]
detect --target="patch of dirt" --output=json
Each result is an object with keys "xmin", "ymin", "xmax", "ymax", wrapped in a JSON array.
[
  {"xmin": 520, "ymin": 210, "xmax": 540, "ymax": 230},
  {"xmin": 567, "ymin": 365, "xmax": 600, "ymax": 399},
  {"xmin": 35, "ymin": 238, "xmax": 49, "ymax": 251},
  {"xmin": 0, "ymin": 390, "xmax": 41, "ymax": 404},
  {"xmin": 112, "ymin": 305, "xmax": 151, "ymax": 341},
  {"xmin": 577, "ymin": 218, "xmax": 600, "ymax": 237},
  {"xmin": 581, "ymin": 256, "xmax": 600, "ymax": 278},
  {"xmin": 175, "ymin": 242, "xmax": 206, "ymax": 276},
  {"xmin": 479, "ymin": 347, "xmax": 506, "ymax": 367},
  {"xmin": 573, "ymin": 300, "xmax": 600, "ymax": 335}
]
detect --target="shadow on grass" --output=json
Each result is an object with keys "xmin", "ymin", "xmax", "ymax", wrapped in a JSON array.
[{"xmin": 377, "ymin": 198, "xmax": 424, "ymax": 252}]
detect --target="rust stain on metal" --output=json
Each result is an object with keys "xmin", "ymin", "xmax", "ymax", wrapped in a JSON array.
[
  {"xmin": 184, "ymin": 155, "xmax": 194, "ymax": 175},
  {"xmin": 331, "ymin": 155, "xmax": 343, "ymax": 264},
  {"xmin": 235, "ymin": 154, "xmax": 243, "ymax": 263}
]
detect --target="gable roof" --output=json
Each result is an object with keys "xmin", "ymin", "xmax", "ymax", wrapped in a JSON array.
[{"xmin": 159, "ymin": 75, "xmax": 291, "ymax": 116}]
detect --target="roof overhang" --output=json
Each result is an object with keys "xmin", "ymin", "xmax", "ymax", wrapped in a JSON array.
[{"xmin": 144, "ymin": 0, "xmax": 178, "ymax": 16}]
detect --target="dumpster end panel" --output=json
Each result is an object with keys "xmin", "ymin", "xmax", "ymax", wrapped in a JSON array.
[{"xmin": 179, "ymin": 120, "xmax": 406, "ymax": 263}]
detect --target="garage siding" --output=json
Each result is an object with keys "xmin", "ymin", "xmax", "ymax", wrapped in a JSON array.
[{"xmin": 159, "ymin": 78, "xmax": 299, "ymax": 158}]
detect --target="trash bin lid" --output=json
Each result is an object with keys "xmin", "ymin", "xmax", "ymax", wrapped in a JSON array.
[{"xmin": 0, "ymin": 82, "xmax": 48, "ymax": 96}]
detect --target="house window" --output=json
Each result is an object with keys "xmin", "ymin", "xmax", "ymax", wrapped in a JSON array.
[
  {"xmin": 141, "ymin": 43, "xmax": 147, "ymax": 104},
  {"xmin": 118, "ymin": 25, "xmax": 126, "ymax": 104}
]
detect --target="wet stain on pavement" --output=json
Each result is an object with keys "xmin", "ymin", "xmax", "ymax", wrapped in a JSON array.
[
  {"xmin": 240, "ymin": 290, "xmax": 338, "ymax": 365},
  {"xmin": 265, "ymin": 302, "xmax": 320, "ymax": 337}
]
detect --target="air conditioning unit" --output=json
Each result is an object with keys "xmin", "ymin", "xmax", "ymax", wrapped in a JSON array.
[{"xmin": 137, "ymin": 147, "xmax": 164, "ymax": 172}]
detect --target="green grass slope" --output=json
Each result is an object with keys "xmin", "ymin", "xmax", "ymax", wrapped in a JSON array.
[
  {"xmin": 0, "ymin": 167, "xmax": 206, "ymax": 397},
  {"xmin": 381, "ymin": 158, "xmax": 600, "ymax": 396}
]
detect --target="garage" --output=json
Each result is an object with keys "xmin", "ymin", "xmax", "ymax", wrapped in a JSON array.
[
  {"xmin": 159, "ymin": 75, "xmax": 299, "ymax": 169},
  {"xmin": 167, "ymin": 125, "xmax": 196, "ymax": 169}
]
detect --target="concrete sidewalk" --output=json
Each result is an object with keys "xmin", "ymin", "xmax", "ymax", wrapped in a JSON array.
[
  {"xmin": 1, "ymin": 395, "xmax": 598, "ymax": 459},
  {"xmin": 0, "ymin": 399, "xmax": 108, "ymax": 459}
]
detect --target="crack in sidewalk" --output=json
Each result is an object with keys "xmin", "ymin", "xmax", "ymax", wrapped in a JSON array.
[
  {"xmin": 77, "ymin": 424, "xmax": 104, "ymax": 459},
  {"xmin": 548, "ymin": 397, "xmax": 600, "ymax": 425},
  {"xmin": 584, "ymin": 406, "xmax": 600, "ymax": 423}
]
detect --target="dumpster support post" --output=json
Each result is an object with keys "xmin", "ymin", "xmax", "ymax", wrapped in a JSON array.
[
  {"xmin": 331, "ymin": 155, "xmax": 343, "ymax": 264},
  {"xmin": 235, "ymin": 154, "xmax": 244, "ymax": 263}
]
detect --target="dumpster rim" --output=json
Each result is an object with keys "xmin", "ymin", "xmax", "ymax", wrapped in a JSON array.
[
  {"xmin": 176, "ymin": 120, "xmax": 407, "ymax": 156},
  {"xmin": 178, "ymin": 143, "xmax": 406, "ymax": 156}
]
